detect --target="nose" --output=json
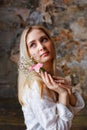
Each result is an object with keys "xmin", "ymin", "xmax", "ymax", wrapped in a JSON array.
[{"xmin": 38, "ymin": 42, "xmax": 45, "ymax": 51}]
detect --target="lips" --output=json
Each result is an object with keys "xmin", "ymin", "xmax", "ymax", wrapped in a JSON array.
[{"xmin": 41, "ymin": 51, "xmax": 49, "ymax": 57}]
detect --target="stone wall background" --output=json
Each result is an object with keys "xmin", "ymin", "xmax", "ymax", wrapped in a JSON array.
[{"xmin": 0, "ymin": 0, "xmax": 87, "ymax": 98}]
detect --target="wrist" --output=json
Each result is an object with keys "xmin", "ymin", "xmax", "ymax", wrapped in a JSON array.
[
  {"xmin": 69, "ymin": 93, "xmax": 77, "ymax": 106},
  {"xmin": 68, "ymin": 88, "xmax": 72, "ymax": 96},
  {"xmin": 59, "ymin": 92, "xmax": 69, "ymax": 107}
]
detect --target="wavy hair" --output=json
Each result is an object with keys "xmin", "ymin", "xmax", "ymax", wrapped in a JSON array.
[{"xmin": 18, "ymin": 25, "xmax": 56, "ymax": 105}]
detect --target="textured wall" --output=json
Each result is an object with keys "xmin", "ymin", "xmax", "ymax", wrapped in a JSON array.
[{"xmin": 0, "ymin": 0, "xmax": 87, "ymax": 98}]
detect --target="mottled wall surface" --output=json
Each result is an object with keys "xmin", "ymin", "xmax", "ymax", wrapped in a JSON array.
[{"xmin": 0, "ymin": 0, "xmax": 87, "ymax": 98}]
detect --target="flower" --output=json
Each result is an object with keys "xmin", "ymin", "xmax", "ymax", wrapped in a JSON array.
[
  {"xmin": 19, "ymin": 56, "xmax": 45, "ymax": 75},
  {"xmin": 29, "ymin": 63, "xmax": 44, "ymax": 73}
]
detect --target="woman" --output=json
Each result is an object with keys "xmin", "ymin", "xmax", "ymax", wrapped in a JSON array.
[{"xmin": 18, "ymin": 25, "xmax": 85, "ymax": 130}]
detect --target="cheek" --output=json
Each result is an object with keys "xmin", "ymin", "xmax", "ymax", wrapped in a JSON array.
[
  {"xmin": 29, "ymin": 49, "xmax": 39, "ymax": 58},
  {"xmin": 29, "ymin": 50, "xmax": 35, "ymax": 57},
  {"xmin": 28, "ymin": 47, "xmax": 34, "ymax": 57}
]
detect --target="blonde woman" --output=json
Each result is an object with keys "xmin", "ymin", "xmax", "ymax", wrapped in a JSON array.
[{"xmin": 18, "ymin": 25, "xmax": 85, "ymax": 130}]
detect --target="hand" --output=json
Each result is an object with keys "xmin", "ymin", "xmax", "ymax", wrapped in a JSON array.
[
  {"xmin": 53, "ymin": 76, "xmax": 72, "ymax": 95},
  {"xmin": 40, "ymin": 72, "xmax": 70, "ymax": 107},
  {"xmin": 40, "ymin": 71, "xmax": 68, "ymax": 95},
  {"xmin": 53, "ymin": 76, "xmax": 76, "ymax": 106}
]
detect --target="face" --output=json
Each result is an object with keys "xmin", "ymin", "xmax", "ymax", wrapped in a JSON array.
[{"xmin": 26, "ymin": 29, "xmax": 55, "ymax": 64}]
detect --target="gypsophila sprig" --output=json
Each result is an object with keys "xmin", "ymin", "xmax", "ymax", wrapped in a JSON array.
[
  {"xmin": 18, "ymin": 56, "xmax": 45, "ymax": 76},
  {"xmin": 18, "ymin": 56, "xmax": 35, "ymax": 75}
]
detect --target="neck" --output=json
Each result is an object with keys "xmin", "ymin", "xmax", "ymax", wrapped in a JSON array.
[{"xmin": 43, "ymin": 60, "xmax": 54, "ymax": 75}]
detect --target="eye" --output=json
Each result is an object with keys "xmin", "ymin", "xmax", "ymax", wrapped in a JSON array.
[
  {"xmin": 30, "ymin": 42, "xmax": 36, "ymax": 48},
  {"xmin": 40, "ymin": 37, "xmax": 48, "ymax": 43}
]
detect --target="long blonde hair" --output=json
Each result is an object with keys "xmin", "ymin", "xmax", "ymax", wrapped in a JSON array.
[{"xmin": 18, "ymin": 25, "xmax": 56, "ymax": 105}]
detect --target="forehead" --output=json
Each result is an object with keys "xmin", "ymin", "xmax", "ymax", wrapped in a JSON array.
[{"xmin": 27, "ymin": 29, "xmax": 47, "ymax": 42}]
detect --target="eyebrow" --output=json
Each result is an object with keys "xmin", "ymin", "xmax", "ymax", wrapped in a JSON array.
[
  {"xmin": 28, "ymin": 35, "xmax": 48, "ymax": 45},
  {"xmin": 28, "ymin": 40, "xmax": 35, "ymax": 44}
]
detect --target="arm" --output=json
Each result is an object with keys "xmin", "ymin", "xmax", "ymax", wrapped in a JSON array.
[
  {"xmin": 53, "ymin": 75, "xmax": 85, "ymax": 111},
  {"xmin": 51, "ymin": 75, "xmax": 85, "ymax": 113},
  {"xmin": 68, "ymin": 89, "xmax": 77, "ymax": 106},
  {"xmin": 58, "ymin": 83, "xmax": 77, "ymax": 106},
  {"xmin": 69, "ymin": 89, "xmax": 85, "ymax": 114}
]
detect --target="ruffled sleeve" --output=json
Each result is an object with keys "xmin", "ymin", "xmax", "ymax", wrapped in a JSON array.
[{"xmin": 69, "ymin": 90, "xmax": 85, "ymax": 115}]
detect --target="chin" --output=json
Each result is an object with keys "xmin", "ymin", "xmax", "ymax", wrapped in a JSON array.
[{"xmin": 42, "ymin": 56, "xmax": 52, "ymax": 63}]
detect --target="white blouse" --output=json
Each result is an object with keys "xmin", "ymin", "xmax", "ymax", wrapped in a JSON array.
[{"xmin": 22, "ymin": 81, "xmax": 85, "ymax": 130}]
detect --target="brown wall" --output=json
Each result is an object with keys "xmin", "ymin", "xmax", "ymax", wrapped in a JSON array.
[{"xmin": 0, "ymin": 0, "xmax": 87, "ymax": 98}]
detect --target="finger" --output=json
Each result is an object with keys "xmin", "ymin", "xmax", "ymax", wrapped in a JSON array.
[
  {"xmin": 48, "ymin": 73, "xmax": 55, "ymax": 84},
  {"xmin": 44, "ymin": 72, "xmax": 52, "ymax": 85},
  {"xmin": 59, "ymin": 83, "xmax": 71, "ymax": 90},
  {"xmin": 53, "ymin": 76, "xmax": 70, "ymax": 84},
  {"xmin": 53, "ymin": 76, "xmax": 68, "ymax": 84},
  {"xmin": 54, "ymin": 79, "xmax": 65, "ymax": 83},
  {"xmin": 53, "ymin": 76, "xmax": 64, "ymax": 80},
  {"xmin": 44, "ymin": 72, "xmax": 57, "ymax": 90},
  {"xmin": 48, "ymin": 74, "xmax": 59, "ymax": 90},
  {"xmin": 54, "ymin": 79, "xmax": 70, "ymax": 86}
]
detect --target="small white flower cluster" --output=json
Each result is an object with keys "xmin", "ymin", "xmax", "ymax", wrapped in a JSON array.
[{"xmin": 18, "ymin": 56, "xmax": 35, "ymax": 75}]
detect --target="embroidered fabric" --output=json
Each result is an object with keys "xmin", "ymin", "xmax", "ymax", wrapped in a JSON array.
[{"xmin": 22, "ymin": 81, "xmax": 85, "ymax": 130}]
